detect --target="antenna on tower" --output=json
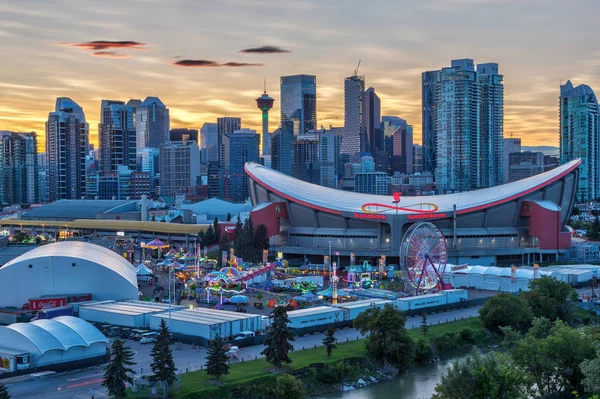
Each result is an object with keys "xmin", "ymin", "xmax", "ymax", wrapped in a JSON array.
[
  {"xmin": 263, "ymin": 77, "xmax": 267, "ymax": 94},
  {"xmin": 353, "ymin": 60, "xmax": 361, "ymax": 77}
]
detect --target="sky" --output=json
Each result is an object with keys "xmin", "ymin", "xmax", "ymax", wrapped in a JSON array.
[{"xmin": 1, "ymin": 0, "xmax": 599, "ymax": 151}]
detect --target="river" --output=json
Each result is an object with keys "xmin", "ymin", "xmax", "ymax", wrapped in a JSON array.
[{"xmin": 317, "ymin": 355, "xmax": 467, "ymax": 399}]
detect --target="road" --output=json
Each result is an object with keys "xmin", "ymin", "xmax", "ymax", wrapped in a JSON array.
[{"xmin": 4, "ymin": 306, "xmax": 482, "ymax": 399}]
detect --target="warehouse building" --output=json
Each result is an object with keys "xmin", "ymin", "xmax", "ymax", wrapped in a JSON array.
[{"xmin": 79, "ymin": 301, "xmax": 185, "ymax": 328}]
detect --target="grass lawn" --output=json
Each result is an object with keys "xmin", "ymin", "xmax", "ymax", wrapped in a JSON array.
[{"xmin": 167, "ymin": 317, "xmax": 484, "ymax": 397}]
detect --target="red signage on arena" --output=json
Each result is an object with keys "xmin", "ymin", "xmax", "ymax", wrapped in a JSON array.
[
  {"xmin": 407, "ymin": 213, "xmax": 447, "ymax": 221},
  {"xmin": 29, "ymin": 297, "xmax": 67, "ymax": 311},
  {"xmin": 353, "ymin": 213, "xmax": 387, "ymax": 220},
  {"xmin": 359, "ymin": 192, "xmax": 441, "ymax": 218}
]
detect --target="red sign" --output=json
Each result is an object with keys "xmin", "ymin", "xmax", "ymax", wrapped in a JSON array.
[
  {"xmin": 407, "ymin": 213, "xmax": 447, "ymax": 221},
  {"xmin": 29, "ymin": 298, "xmax": 67, "ymax": 311},
  {"xmin": 353, "ymin": 213, "xmax": 386, "ymax": 220}
]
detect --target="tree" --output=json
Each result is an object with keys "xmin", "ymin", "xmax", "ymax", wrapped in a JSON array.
[
  {"xmin": 353, "ymin": 304, "xmax": 415, "ymax": 371},
  {"xmin": 233, "ymin": 215, "xmax": 244, "ymax": 257},
  {"xmin": 12, "ymin": 231, "xmax": 29, "ymax": 243},
  {"xmin": 226, "ymin": 212, "xmax": 231, "ymax": 221},
  {"xmin": 103, "ymin": 340, "xmax": 135, "ymax": 399},
  {"xmin": 275, "ymin": 374, "xmax": 306, "ymax": 399},
  {"xmin": 322, "ymin": 325, "xmax": 337, "ymax": 359},
  {"xmin": 511, "ymin": 320, "xmax": 594, "ymax": 397},
  {"xmin": 522, "ymin": 276, "xmax": 578, "ymax": 323},
  {"xmin": 0, "ymin": 383, "xmax": 10, "ymax": 399},
  {"xmin": 414, "ymin": 336, "xmax": 433, "ymax": 365},
  {"xmin": 205, "ymin": 336, "xmax": 229, "ymax": 380},
  {"xmin": 478, "ymin": 293, "xmax": 532, "ymax": 333},
  {"xmin": 149, "ymin": 319, "xmax": 177, "ymax": 391},
  {"xmin": 204, "ymin": 225, "xmax": 216, "ymax": 246},
  {"xmin": 254, "ymin": 224, "xmax": 270, "ymax": 251},
  {"xmin": 218, "ymin": 235, "xmax": 229, "ymax": 267},
  {"xmin": 582, "ymin": 346, "xmax": 600, "ymax": 393},
  {"xmin": 213, "ymin": 217, "xmax": 219, "ymax": 241},
  {"xmin": 433, "ymin": 352, "xmax": 527, "ymax": 399},
  {"xmin": 262, "ymin": 305, "xmax": 295, "ymax": 368},
  {"xmin": 421, "ymin": 313, "xmax": 429, "ymax": 336}
]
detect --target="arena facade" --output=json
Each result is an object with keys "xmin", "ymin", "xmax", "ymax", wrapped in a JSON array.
[{"xmin": 246, "ymin": 160, "xmax": 581, "ymax": 266}]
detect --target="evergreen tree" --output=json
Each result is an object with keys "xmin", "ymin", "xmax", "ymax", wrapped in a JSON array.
[
  {"xmin": 226, "ymin": 212, "xmax": 231, "ymax": 221},
  {"xmin": 262, "ymin": 305, "xmax": 295, "ymax": 367},
  {"xmin": 213, "ymin": 217, "xmax": 219, "ymax": 241},
  {"xmin": 0, "ymin": 383, "xmax": 10, "ymax": 399},
  {"xmin": 205, "ymin": 336, "xmax": 230, "ymax": 380},
  {"xmin": 233, "ymin": 215, "xmax": 244, "ymax": 258},
  {"xmin": 149, "ymin": 319, "xmax": 177, "ymax": 390},
  {"xmin": 205, "ymin": 225, "xmax": 216, "ymax": 245},
  {"xmin": 322, "ymin": 324, "xmax": 337, "ymax": 359},
  {"xmin": 103, "ymin": 340, "xmax": 135, "ymax": 399},
  {"xmin": 218, "ymin": 235, "xmax": 230, "ymax": 267},
  {"xmin": 421, "ymin": 313, "xmax": 429, "ymax": 336},
  {"xmin": 254, "ymin": 224, "xmax": 270, "ymax": 251}
]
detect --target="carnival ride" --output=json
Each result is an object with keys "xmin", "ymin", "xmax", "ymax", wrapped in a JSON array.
[{"xmin": 399, "ymin": 222, "xmax": 448, "ymax": 295}]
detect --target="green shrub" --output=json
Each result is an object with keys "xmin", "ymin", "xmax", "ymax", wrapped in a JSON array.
[
  {"xmin": 275, "ymin": 374, "xmax": 306, "ymax": 399},
  {"xmin": 183, "ymin": 387, "xmax": 231, "ymax": 399},
  {"xmin": 434, "ymin": 332, "xmax": 460, "ymax": 354},
  {"xmin": 459, "ymin": 327, "xmax": 475, "ymax": 344},
  {"xmin": 316, "ymin": 364, "xmax": 343, "ymax": 384}
]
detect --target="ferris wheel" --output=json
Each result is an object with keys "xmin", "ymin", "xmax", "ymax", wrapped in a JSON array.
[{"xmin": 400, "ymin": 222, "xmax": 448, "ymax": 295}]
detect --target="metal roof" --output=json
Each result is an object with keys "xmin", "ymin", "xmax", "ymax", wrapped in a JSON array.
[
  {"xmin": 151, "ymin": 308, "xmax": 260, "ymax": 325},
  {"xmin": 287, "ymin": 306, "xmax": 338, "ymax": 317},
  {"xmin": 2, "ymin": 241, "xmax": 137, "ymax": 288},
  {"xmin": 5, "ymin": 323, "xmax": 65, "ymax": 354},
  {"xmin": 22, "ymin": 200, "xmax": 137, "ymax": 220},
  {"xmin": 52, "ymin": 316, "xmax": 109, "ymax": 347},
  {"xmin": 30, "ymin": 319, "xmax": 88, "ymax": 350},
  {"xmin": 245, "ymin": 159, "xmax": 581, "ymax": 215}
]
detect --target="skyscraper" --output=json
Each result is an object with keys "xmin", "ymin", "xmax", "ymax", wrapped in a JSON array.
[
  {"xmin": 364, "ymin": 87, "xmax": 381, "ymax": 153},
  {"xmin": 435, "ymin": 59, "xmax": 480, "ymax": 193},
  {"xmin": 136, "ymin": 97, "xmax": 170, "ymax": 149},
  {"xmin": 271, "ymin": 128, "xmax": 292, "ymax": 175},
  {"xmin": 159, "ymin": 140, "xmax": 200, "ymax": 197},
  {"xmin": 170, "ymin": 128, "xmax": 198, "ymax": 143},
  {"xmin": 391, "ymin": 124, "xmax": 414, "ymax": 175},
  {"xmin": 292, "ymin": 133, "xmax": 320, "ymax": 184},
  {"xmin": 256, "ymin": 85, "xmax": 274, "ymax": 156},
  {"xmin": 136, "ymin": 147, "xmax": 160, "ymax": 195},
  {"xmin": 421, "ymin": 70, "xmax": 440, "ymax": 173},
  {"xmin": 46, "ymin": 97, "xmax": 88, "ymax": 201},
  {"xmin": 559, "ymin": 80, "xmax": 600, "ymax": 201},
  {"xmin": 217, "ymin": 117, "xmax": 241, "ymax": 167},
  {"xmin": 318, "ymin": 128, "xmax": 342, "ymax": 189},
  {"xmin": 342, "ymin": 75, "xmax": 365, "ymax": 155},
  {"xmin": 222, "ymin": 129, "xmax": 259, "ymax": 201},
  {"xmin": 99, "ymin": 100, "xmax": 136, "ymax": 174},
  {"xmin": 478, "ymin": 63, "xmax": 504, "ymax": 188},
  {"xmin": 280, "ymin": 74, "xmax": 316, "ymax": 136},
  {"xmin": 503, "ymin": 137, "xmax": 522, "ymax": 183},
  {"xmin": 0, "ymin": 131, "xmax": 39, "ymax": 205},
  {"xmin": 200, "ymin": 123, "xmax": 218, "ymax": 162}
]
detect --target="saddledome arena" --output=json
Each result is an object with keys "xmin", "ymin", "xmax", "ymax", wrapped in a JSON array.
[{"xmin": 245, "ymin": 159, "xmax": 581, "ymax": 266}]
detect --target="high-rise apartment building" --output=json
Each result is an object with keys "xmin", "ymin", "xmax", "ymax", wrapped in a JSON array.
[
  {"xmin": 503, "ymin": 138, "xmax": 522, "ymax": 183},
  {"xmin": 99, "ymin": 100, "xmax": 136, "ymax": 174},
  {"xmin": 342, "ymin": 75, "xmax": 365, "ymax": 155},
  {"xmin": 364, "ymin": 87, "xmax": 382, "ymax": 153},
  {"xmin": 354, "ymin": 172, "xmax": 388, "ymax": 195},
  {"xmin": 222, "ymin": 129, "xmax": 259, "ymax": 202},
  {"xmin": 424, "ymin": 59, "xmax": 504, "ymax": 192},
  {"xmin": 159, "ymin": 140, "xmax": 200, "ymax": 197},
  {"xmin": 137, "ymin": 147, "xmax": 160, "ymax": 195},
  {"xmin": 200, "ymin": 123, "xmax": 218, "ymax": 162},
  {"xmin": 413, "ymin": 144, "xmax": 423, "ymax": 174},
  {"xmin": 280, "ymin": 74, "xmax": 316, "ymax": 137},
  {"xmin": 559, "ymin": 80, "xmax": 600, "ymax": 201},
  {"xmin": 46, "ymin": 97, "xmax": 88, "ymax": 201},
  {"xmin": 170, "ymin": 128, "xmax": 198, "ymax": 143},
  {"xmin": 136, "ymin": 97, "xmax": 170, "ymax": 150},
  {"xmin": 292, "ymin": 133, "xmax": 320, "ymax": 185},
  {"xmin": 217, "ymin": 117, "xmax": 241, "ymax": 167},
  {"xmin": 0, "ymin": 131, "xmax": 39, "ymax": 205},
  {"xmin": 478, "ymin": 63, "xmax": 504, "ymax": 188}
]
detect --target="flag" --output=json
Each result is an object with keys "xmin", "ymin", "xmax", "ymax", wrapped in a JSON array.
[{"xmin": 334, "ymin": 251, "xmax": 340, "ymax": 256}]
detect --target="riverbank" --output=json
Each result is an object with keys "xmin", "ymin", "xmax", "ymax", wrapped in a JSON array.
[{"xmin": 128, "ymin": 317, "xmax": 486, "ymax": 398}]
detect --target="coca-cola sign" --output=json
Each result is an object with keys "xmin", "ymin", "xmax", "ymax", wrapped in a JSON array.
[{"xmin": 29, "ymin": 298, "xmax": 66, "ymax": 311}]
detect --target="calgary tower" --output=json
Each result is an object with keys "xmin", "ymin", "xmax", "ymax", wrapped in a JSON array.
[{"xmin": 256, "ymin": 80, "xmax": 274, "ymax": 156}]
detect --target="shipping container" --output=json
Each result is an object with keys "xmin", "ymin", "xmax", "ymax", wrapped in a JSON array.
[
  {"xmin": 79, "ymin": 301, "xmax": 184, "ymax": 328},
  {"xmin": 286, "ymin": 306, "xmax": 345, "ymax": 329},
  {"xmin": 0, "ymin": 349, "xmax": 30, "ymax": 373},
  {"xmin": 395, "ymin": 293, "xmax": 447, "ymax": 311},
  {"xmin": 37, "ymin": 306, "xmax": 74, "ymax": 319},
  {"xmin": 28, "ymin": 297, "xmax": 67, "ymax": 311},
  {"xmin": 444, "ymin": 289, "xmax": 469, "ymax": 304},
  {"xmin": 334, "ymin": 299, "xmax": 393, "ymax": 320}
]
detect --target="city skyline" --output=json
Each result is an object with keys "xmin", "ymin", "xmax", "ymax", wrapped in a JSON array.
[{"xmin": 1, "ymin": 0, "xmax": 599, "ymax": 150}]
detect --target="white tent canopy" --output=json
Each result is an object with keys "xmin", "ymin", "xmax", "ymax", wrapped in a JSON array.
[{"xmin": 136, "ymin": 264, "xmax": 154, "ymax": 276}]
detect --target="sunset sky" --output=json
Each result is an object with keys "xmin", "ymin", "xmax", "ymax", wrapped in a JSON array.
[{"xmin": 1, "ymin": 0, "xmax": 599, "ymax": 150}]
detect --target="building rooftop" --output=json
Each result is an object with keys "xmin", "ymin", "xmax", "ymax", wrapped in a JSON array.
[{"xmin": 21, "ymin": 200, "xmax": 137, "ymax": 221}]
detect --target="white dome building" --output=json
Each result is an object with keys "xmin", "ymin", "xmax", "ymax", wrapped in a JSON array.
[{"xmin": 0, "ymin": 242, "xmax": 138, "ymax": 308}]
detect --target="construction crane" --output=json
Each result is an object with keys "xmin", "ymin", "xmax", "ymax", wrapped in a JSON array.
[{"xmin": 353, "ymin": 60, "xmax": 361, "ymax": 77}]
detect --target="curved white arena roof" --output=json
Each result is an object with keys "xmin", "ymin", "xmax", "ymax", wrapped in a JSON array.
[
  {"xmin": 0, "ymin": 242, "xmax": 138, "ymax": 308},
  {"xmin": 0, "ymin": 317, "xmax": 107, "ymax": 355},
  {"xmin": 245, "ymin": 159, "xmax": 581, "ymax": 216}
]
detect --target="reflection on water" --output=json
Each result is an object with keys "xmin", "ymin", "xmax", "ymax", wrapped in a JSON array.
[{"xmin": 317, "ymin": 355, "xmax": 468, "ymax": 399}]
